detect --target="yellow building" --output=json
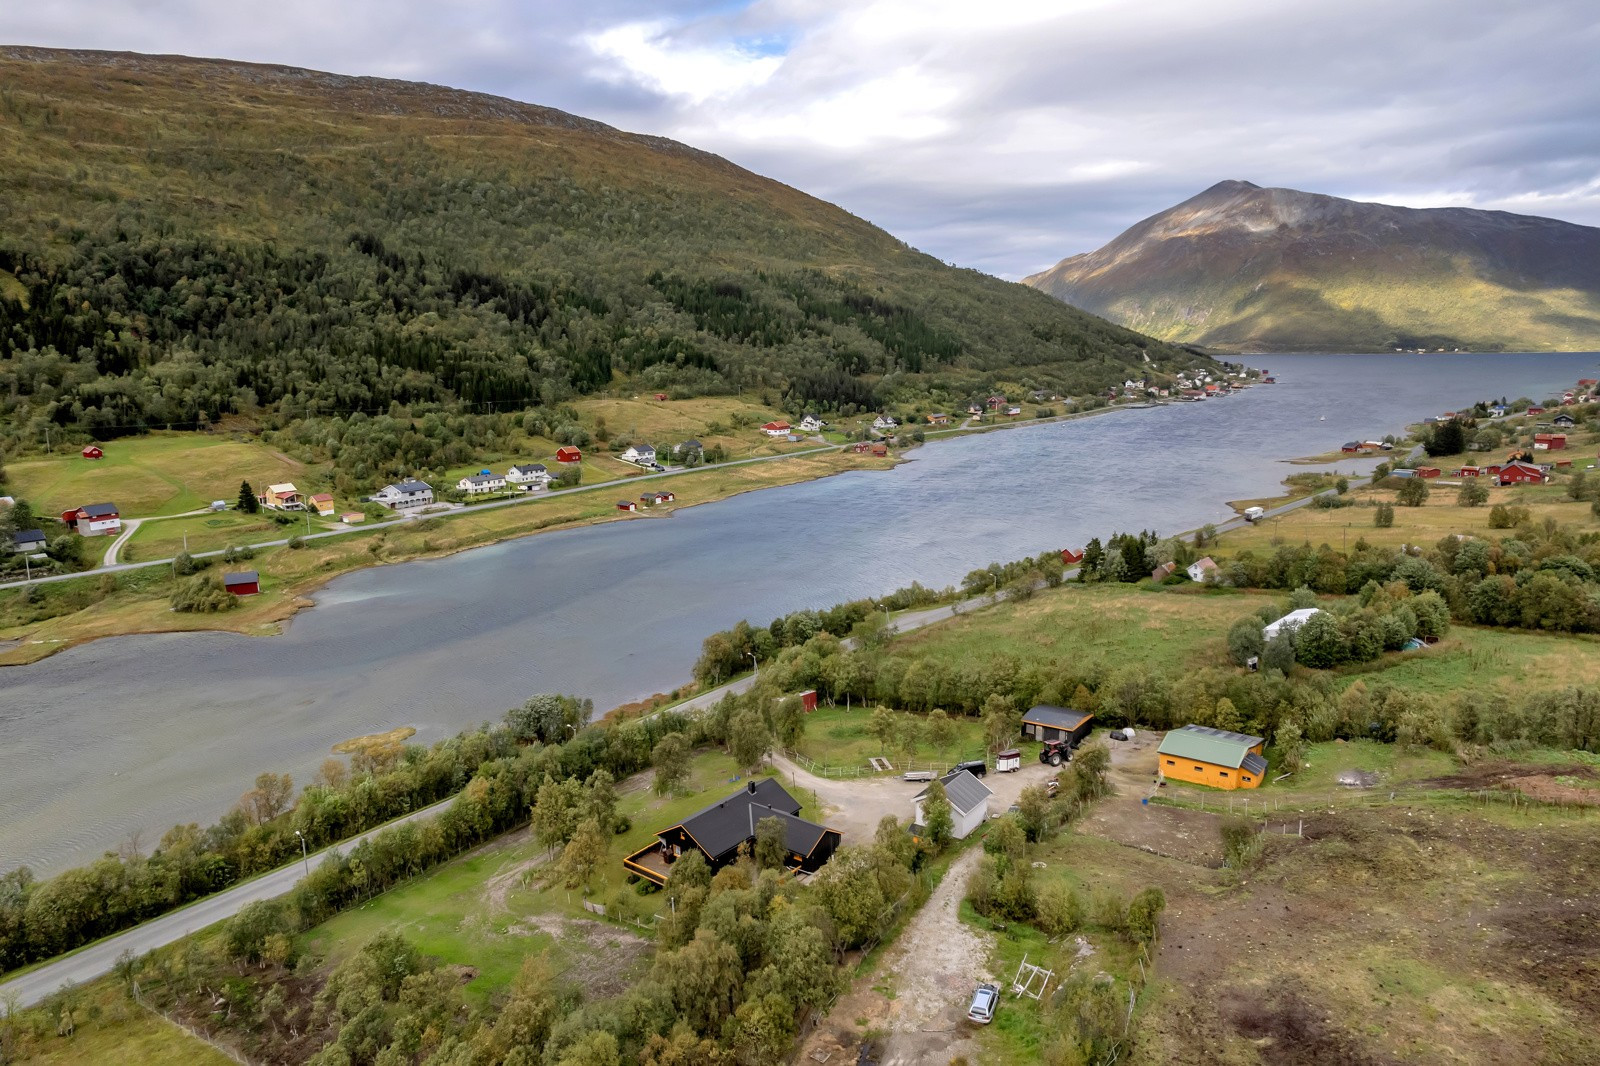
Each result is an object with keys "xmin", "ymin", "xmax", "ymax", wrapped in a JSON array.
[
  {"xmin": 262, "ymin": 483, "xmax": 303, "ymax": 510},
  {"xmin": 1156, "ymin": 725, "xmax": 1266, "ymax": 790}
]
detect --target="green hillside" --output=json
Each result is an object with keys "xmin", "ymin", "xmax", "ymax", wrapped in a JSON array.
[
  {"xmin": 0, "ymin": 47, "xmax": 1193, "ymax": 473},
  {"xmin": 1024, "ymin": 180, "xmax": 1600, "ymax": 353}
]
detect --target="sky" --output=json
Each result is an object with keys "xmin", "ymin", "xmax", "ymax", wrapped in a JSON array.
[{"xmin": 6, "ymin": 0, "xmax": 1599, "ymax": 278}]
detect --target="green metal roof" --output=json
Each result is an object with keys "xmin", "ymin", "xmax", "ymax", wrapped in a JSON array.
[{"xmin": 1156, "ymin": 725, "xmax": 1263, "ymax": 769}]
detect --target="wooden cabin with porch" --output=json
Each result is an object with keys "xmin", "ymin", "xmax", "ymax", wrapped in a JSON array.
[{"xmin": 623, "ymin": 779, "xmax": 840, "ymax": 886}]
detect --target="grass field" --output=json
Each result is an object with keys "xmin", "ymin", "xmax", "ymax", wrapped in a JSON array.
[
  {"xmin": 968, "ymin": 791, "xmax": 1600, "ymax": 1064},
  {"xmin": 8, "ymin": 985, "xmax": 234, "ymax": 1066},
  {"xmin": 796, "ymin": 703, "xmax": 993, "ymax": 769},
  {"xmin": 297, "ymin": 750, "xmax": 816, "ymax": 1002},
  {"xmin": 125, "ymin": 509, "xmax": 336, "ymax": 560},
  {"xmin": 6, "ymin": 433, "xmax": 314, "ymax": 518}
]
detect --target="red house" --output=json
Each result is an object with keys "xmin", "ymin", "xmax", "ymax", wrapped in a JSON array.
[
  {"xmin": 1527, "ymin": 406, "xmax": 1545, "ymax": 415},
  {"xmin": 1456, "ymin": 466, "xmax": 1480, "ymax": 477},
  {"xmin": 1060, "ymin": 548, "xmax": 1085, "ymax": 565},
  {"xmin": 1499, "ymin": 461, "xmax": 1547, "ymax": 485},
  {"xmin": 616, "ymin": 500, "xmax": 638, "ymax": 512},
  {"xmin": 80, "ymin": 445, "xmax": 103, "ymax": 460},
  {"xmin": 1534, "ymin": 433, "xmax": 1567, "ymax": 451},
  {"xmin": 223, "ymin": 570, "xmax": 260, "ymax": 596},
  {"xmin": 556, "ymin": 446, "xmax": 582, "ymax": 464},
  {"xmin": 1417, "ymin": 467, "xmax": 1441, "ymax": 478}
]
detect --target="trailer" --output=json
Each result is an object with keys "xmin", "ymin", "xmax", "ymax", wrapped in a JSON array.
[
  {"xmin": 902, "ymin": 770, "xmax": 936, "ymax": 782},
  {"xmin": 995, "ymin": 749, "xmax": 1022, "ymax": 772}
]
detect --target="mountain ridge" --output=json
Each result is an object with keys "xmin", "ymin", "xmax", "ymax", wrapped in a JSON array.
[
  {"xmin": 1024, "ymin": 180, "xmax": 1600, "ymax": 353},
  {"xmin": 0, "ymin": 48, "xmax": 1200, "ymax": 464}
]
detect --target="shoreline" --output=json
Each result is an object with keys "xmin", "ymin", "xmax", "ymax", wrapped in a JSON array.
[{"xmin": 0, "ymin": 399, "xmax": 1160, "ymax": 666}]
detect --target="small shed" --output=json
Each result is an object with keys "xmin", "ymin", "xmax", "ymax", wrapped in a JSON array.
[
  {"xmin": 800, "ymin": 689, "xmax": 818, "ymax": 712},
  {"xmin": 223, "ymin": 570, "xmax": 260, "ymax": 596},
  {"xmin": 1060, "ymin": 548, "xmax": 1085, "ymax": 565},
  {"xmin": 81, "ymin": 444, "xmax": 104, "ymax": 460},
  {"xmin": 995, "ymin": 749, "xmax": 1021, "ymax": 773},
  {"xmin": 1262, "ymin": 607, "xmax": 1323, "ymax": 643},
  {"xmin": 341, "ymin": 512, "xmax": 366, "ymax": 524},
  {"xmin": 616, "ymin": 500, "xmax": 638, "ymax": 512},
  {"xmin": 913, "ymin": 769, "xmax": 993, "ymax": 840},
  {"xmin": 556, "ymin": 446, "xmax": 583, "ymax": 464},
  {"xmin": 1021, "ymin": 706, "xmax": 1094, "ymax": 746}
]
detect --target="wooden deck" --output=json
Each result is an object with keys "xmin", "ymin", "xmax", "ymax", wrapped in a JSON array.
[{"xmin": 623, "ymin": 843, "xmax": 672, "ymax": 886}]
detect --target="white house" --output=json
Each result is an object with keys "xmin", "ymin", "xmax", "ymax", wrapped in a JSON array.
[
  {"xmin": 1186, "ymin": 557, "xmax": 1219, "ymax": 582},
  {"xmin": 872, "ymin": 414, "xmax": 898, "ymax": 431},
  {"xmin": 67, "ymin": 502, "xmax": 122, "ymax": 537},
  {"xmin": 507, "ymin": 463, "xmax": 550, "ymax": 489},
  {"xmin": 373, "ymin": 479, "xmax": 434, "ymax": 510},
  {"xmin": 457, "ymin": 473, "xmax": 506, "ymax": 495},
  {"xmin": 798, "ymin": 415, "xmax": 825, "ymax": 433},
  {"xmin": 1263, "ymin": 607, "xmax": 1325, "ymax": 643},
  {"xmin": 11, "ymin": 529, "xmax": 46, "ymax": 554},
  {"xmin": 913, "ymin": 769, "xmax": 993, "ymax": 840},
  {"xmin": 622, "ymin": 444, "xmax": 657, "ymax": 465}
]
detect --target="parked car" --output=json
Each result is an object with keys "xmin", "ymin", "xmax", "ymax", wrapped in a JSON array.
[
  {"xmin": 953, "ymin": 758, "xmax": 987, "ymax": 777},
  {"xmin": 967, "ymin": 983, "xmax": 1000, "ymax": 1024}
]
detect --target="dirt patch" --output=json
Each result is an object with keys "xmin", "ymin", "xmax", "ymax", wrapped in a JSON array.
[
  {"xmin": 511, "ymin": 912, "xmax": 653, "ymax": 1001},
  {"xmin": 1421, "ymin": 760, "xmax": 1600, "ymax": 806},
  {"xmin": 1225, "ymin": 983, "xmax": 1394, "ymax": 1066},
  {"xmin": 1076, "ymin": 731, "xmax": 1224, "ymax": 866},
  {"xmin": 797, "ymin": 849, "xmax": 994, "ymax": 1066}
]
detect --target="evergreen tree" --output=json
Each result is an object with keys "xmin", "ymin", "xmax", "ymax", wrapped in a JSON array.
[{"xmin": 237, "ymin": 480, "xmax": 259, "ymax": 513}]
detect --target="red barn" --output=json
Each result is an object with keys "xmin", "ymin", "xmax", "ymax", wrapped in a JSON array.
[
  {"xmin": 80, "ymin": 445, "xmax": 103, "ymax": 459},
  {"xmin": 1499, "ymin": 461, "xmax": 1547, "ymax": 485},
  {"xmin": 1527, "ymin": 406, "xmax": 1545, "ymax": 415},
  {"xmin": 1534, "ymin": 433, "xmax": 1567, "ymax": 451},
  {"xmin": 223, "ymin": 570, "xmax": 260, "ymax": 596},
  {"xmin": 555, "ymin": 446, "xmax": 582, "ymax": 464},
  {"xmin": 616, "ymin": 500, "xmax": 637, "ymax": 512},
  {"xmin": 1060, "ymin": 548, "xmax": 1085, "ymax": 565},
  {"xmin": 1456, "ymin": 467, "xmax": 1480, "ymax": 477},
  {"xmin": 800, "ymin": 689, "xmax": 818, "ymax": 712},
  {"xmin": 1416, "ymin": 467, "xmax": 1441, "ymax": 478}
]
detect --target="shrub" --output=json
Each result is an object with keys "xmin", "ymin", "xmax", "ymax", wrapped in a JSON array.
[
  {"xmin": 1219, "ymin": 816, "xmax": 1262, "ymax": 869},
  {"xmin": 1374, "ymin": 502, "xmax": 1395, "ymax": 528},
  {"xmin": 170, "ymin": 573, "xmax": 237, "ymax": 613}
]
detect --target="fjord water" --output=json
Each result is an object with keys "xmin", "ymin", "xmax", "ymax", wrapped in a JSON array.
[{"xmin": 2, "ymin": 351, "xmax": 1596, "ymax": 874}]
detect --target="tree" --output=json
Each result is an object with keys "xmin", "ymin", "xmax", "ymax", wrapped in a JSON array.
[
  {"xmin": 1273, "ymin": 719, "xmax": 1307, "ymax": 774},
  {"xmin": 1374, "ymin": 502, "xmax": 1395, "ymax": 528},
  {"xmin": 1015, "ymin": 784, "xmax": 1052, "ymax": 842},
  {"xmin": 1126, "ymin": 886, "xmax": 1166, "ymax": 947},
  {"xmin": 531, "ymin": 774, "xmax": 580, "ymax": 854},
  {"xmin": 238, "ymin": 772, "xmax": 294, "ymax": 825},
  {"xmin": 980, "ymin": 693, "xmax": 1019, "ymax": 752},
  {"xmin": 728, "ymin": 710, "xmax": 770, "ymax": 771},
  {"xmin": 1294, "ymin": 611, "xmax": 1347, "ymax": 668},
  {"xmin": 754, "ymin": 815, "xmax": 787, "ymax": 871},
  {"xmin": 1425, "ymin": 418, "xmax": 1466, "ymax": 457},
  {"xmin": 556, "ymin": 1030, "xmax": 621, "ymax": 1066},
  {"xmin": 1396, "ymin": 477, "xmax": 1430, "ymax": 507},
  {"xmin": 868, "ymin": 707, "xmax": 898, "ymax": 752},
  {"xmin": 238, "ymin": 480, "xmax": 259, "ymax": 514},
  {"xmin": 505, "ymin": 693, "xmax": 588, "ymax": 744},
  {"xmin": 1458, "ymin": 479, "xmax": 1489, "ymax": 507},
  {"xmin": 925, "ymin": 708, "xmax": 956, "ymax": 754},
  {"xmin": 921, "ymin": 780, "xmax": 954, "ymax": 849},
  {"xmin": 1227, "ymin": 616, "xmax": 1265, "ymax": 666},
  {"xmin": 654, "ymin": 929, "xmax": 743, "ymax": 1033},
  {"xmin": 558, "ymin": 818, "xmax": 607, "ymax": 889},
  {"xmin": 652, "ymin": 732, "xmax": 691, "ymax": 796}
]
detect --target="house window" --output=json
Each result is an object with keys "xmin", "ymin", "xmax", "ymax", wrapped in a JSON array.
[
  {"xmin": 1165, "ymin": 759, "xmax": 1175, "ymax": 766},
  {"xmin": 1242, "ymin": 776, "xmax": 1252, "ymax": 783},
  {"xmin": 1194, "ymin": 766, "xmax": 1205, "ymax": 773},
  {"xmin": 1219, "ymin": 771, "xmax": 1229, "ymax": 777}
]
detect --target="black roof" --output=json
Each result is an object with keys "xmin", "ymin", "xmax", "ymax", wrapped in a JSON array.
[
  {"xmin": 675, "ymin": 778, "xmax": 805, "ymax": 859},
  {"xmin": 14, "ymin": 529, "xmax": 46, "ymax": 544},
  {"xmin": 80, "ymin": 502, "xmax": 118, "ymax": 517},
  {"xmin": 749, "ymin": 804, "xmax": 833, "ymax": 856},
  {"xmin": 1241, "ymin": 752, "xmax": 1268, "ymax": 777},
  {"xmin": 224, "ymin": 570, "xmax": 259, "ymax": 584},
  {"xmin": 1022, "ymin": 705, "xmax": 1094, "ymax": 730}
]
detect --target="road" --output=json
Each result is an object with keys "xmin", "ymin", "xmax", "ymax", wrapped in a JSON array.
[
  {"xmin": 0, "ymin": 443, "xmax": 845, "ymax": 592},
  {"xmin": 0, "ymin": 795, "xmax": 457, "ymax": 1011}
]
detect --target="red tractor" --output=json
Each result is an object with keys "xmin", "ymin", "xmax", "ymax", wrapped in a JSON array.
[{"xmin": 1039, "ymin": 739, "xmax": 1073, "ymax": 767}]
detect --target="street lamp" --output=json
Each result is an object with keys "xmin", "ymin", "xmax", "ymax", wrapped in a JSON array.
[
  {"xmin": 748, "ymin": 651, "xmax": 759, "ymax": 676},
  {"xmin": 294, "ymin": 829, "xmax": 310, "ymax": 878}
]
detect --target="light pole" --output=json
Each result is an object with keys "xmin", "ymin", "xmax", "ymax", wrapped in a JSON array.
[
  {"xmin": 748, "ymin": 651, "xmax": 759, "ymax": 676},
  {"xmin": 294, "ymin": 829, "xmax": 310, "ymax": 878}
]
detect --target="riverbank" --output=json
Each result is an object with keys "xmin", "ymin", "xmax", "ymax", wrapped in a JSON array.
[{"xmin": 0, "ymin": 446, "xmax": 895, "ymax": 666}]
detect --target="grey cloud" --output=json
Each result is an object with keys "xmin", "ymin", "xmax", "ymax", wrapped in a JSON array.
[{"xmin": 3, "ymin": 0, "xmax": 1597, "ymax": 277}]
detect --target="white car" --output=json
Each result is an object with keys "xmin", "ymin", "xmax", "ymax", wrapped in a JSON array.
[{"xmin": 967, "ymin": 983, "xmax": 999, "ymax": 1024}]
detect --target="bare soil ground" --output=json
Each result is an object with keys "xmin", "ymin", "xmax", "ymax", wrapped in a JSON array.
[
  {"xmin": 1421, "ymin": 759, "xmax": 1600, "ymax": 806},
  {"xmin": 1076, "ymin": 731, "xmax": 1225, "ymax": 865}
]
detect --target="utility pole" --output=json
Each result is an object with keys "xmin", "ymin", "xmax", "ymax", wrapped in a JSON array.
[{"xmin": 294, "ymin": 830, "xmax": 310, "ymax": 878}]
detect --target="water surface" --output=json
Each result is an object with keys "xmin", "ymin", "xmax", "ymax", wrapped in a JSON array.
[{"xmin": 2, "ymin": 351, "xmax": 1595, "ymax": 873}]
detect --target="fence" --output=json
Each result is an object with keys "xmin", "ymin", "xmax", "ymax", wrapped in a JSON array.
[
  {"xmin": 780, "ymin": 748, "xmax": 980, "ymax": 781},
  {"xmin": 132, "ymin": 984, "xmax": 250, "ymax": 1066},
  {"xmin": 1149, "ymin": 783, "xmax": 1597, "ymax": 816}
]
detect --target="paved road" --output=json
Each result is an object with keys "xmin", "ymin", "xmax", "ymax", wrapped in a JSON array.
[
  {"xmin": 0, "ymin": 444, "xmax": 843, "ymax": 592},
  {"xmin": 0, "ymin": 795, "xmax": 457, "ymax": 1011}
]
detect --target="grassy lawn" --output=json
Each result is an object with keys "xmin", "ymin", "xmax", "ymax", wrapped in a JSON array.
[
  {"xmin": 1331, "ymin": 623, "xmax": 1600, "ymax": 695},
  {"xmin": 10, "ymin": 985, "xmax": 234, "ymax": 1066},
  {"xmin": 6, "ymin": 433, "xmax": 315, "ymax": 517},
  {"xmin": 896, "ymin": 582, "xmax": 1265, "ymax": 677},
  {"xmin": 796, "ymin": 703, "xmax": 992, "ymax": 770},
  {"xmin": 296, "ymin": 750, "xmax": 818, "ymax": 1002},
  {"xmin": 126, "ymin": 509, "xmax": 333, "ymax": 560},
  {"xmin": 1275, "ymin": 739, "xmax": 1458, "ymax": 792}
]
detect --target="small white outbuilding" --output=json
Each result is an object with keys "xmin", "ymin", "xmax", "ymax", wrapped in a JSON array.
[{"xmin": 1263, "ymin": 607, "xmax": 1325, "ymax": 643}]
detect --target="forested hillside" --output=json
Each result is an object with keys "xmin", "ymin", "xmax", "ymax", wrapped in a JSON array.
[{"xmin": 0, "ymin": 48, "xmax": 1191, "ymax": 468}]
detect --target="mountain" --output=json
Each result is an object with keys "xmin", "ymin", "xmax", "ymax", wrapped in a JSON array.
[
  {"xmin": 1023, "ymin": 180, "xmax": 1600, "ymax": 353},
  {"xmin": 0, "ymin": 47, "xmax": 1193, "ymax": 456}
]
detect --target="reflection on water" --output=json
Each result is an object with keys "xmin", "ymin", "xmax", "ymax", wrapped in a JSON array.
[{"xmin": 1, "ymin": 351, "xmax": 1595, "ymax": 873}]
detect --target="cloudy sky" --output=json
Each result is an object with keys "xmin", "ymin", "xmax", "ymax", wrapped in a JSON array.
[{"xmin": 7, "ymin": 0, "xmax": 1599, "ymax": 278}]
